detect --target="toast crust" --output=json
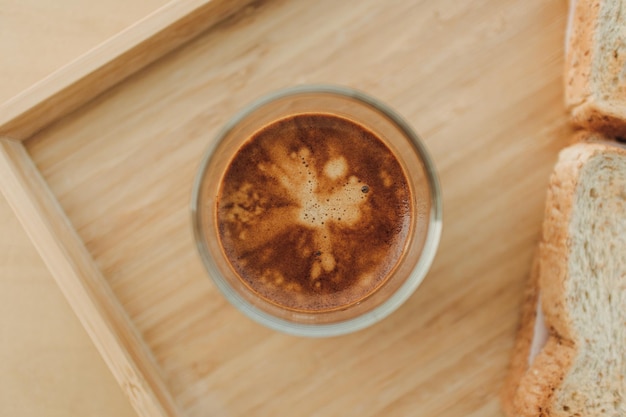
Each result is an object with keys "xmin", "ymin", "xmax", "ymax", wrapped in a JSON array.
[
  {"xmin": 570, "ymin": 101, "xmax": 626, "ymax": 138},
  {"xmin": 564, "ymin": 0, "xmax": 599, "ymax": 112}
]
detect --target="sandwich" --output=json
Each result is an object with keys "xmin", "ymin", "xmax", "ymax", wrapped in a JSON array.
[{"xmin": 501, "ymin": 134, "xmax": 626, "ymax": 417}]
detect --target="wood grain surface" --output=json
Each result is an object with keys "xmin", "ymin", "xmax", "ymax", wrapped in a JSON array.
[
  {"xmin": 0, "ymin": 0, "xmax": 255, "ymax": 141},
  {"xmin": 0, "ymin": 0, "xmax": 168, "ymax": 416},
  {"xmin": 0, "ymin": 196, "xmax": 138, "ymax": 417},
  {"xmin": 17, "ymin": 0, "xmax": 574, "ymax": 416},
  {"xmin": 0, "ymin": 0, "xmax": 166, "ymax": 102},
  {"xmin": 0, "ymin": 139, "xmax": 182, "ymax": 417}
]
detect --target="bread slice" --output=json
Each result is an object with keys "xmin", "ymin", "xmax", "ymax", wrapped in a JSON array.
[
  {"xmin": 565, "ymin": 0, "xmax": 626, "ymax": 137},
  {"xmin": 501, "ymin": 135, "xmax": 626, "ymax": 417}
]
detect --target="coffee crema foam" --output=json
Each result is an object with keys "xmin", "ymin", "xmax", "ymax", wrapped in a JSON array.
[{"xmin": 216, "ymin": 113, "xmax": 412, "ymax": 312}]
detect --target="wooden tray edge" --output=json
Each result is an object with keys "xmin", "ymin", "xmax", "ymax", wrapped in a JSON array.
[
  {"xmin": 0, "ymin": 137, "xmax": 183, "ymax": 417},
  {"xmin": 0, "ymin": 0, "xmax": 255, "ymax": 141},
  {"xmin": 0, "ymin": 2, "xmax": 257, "ymax": 415}
]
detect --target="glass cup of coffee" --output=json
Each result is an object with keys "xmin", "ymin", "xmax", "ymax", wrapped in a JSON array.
[{"xmin": 192, "ymin": 85, "xmax": 442, "ymax": 337}]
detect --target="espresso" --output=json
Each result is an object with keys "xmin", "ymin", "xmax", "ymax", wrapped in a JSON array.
[{"xmin": 216, "ymin": 113, "xmax": 412, "ymax": 312}]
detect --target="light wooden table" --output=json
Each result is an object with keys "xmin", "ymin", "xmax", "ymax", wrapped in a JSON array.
[
  {"xmin": 2, "ymin": 1, "xmax": 573, "ymax": 416},
  {"xmin": 0, "ymin": 1, "xmax": 165, "ymax": 415}
]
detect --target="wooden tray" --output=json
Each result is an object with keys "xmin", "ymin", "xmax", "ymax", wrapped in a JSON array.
[{"xmin": 0, "ymin": 0, "xmax": 573, "ymax": 416}]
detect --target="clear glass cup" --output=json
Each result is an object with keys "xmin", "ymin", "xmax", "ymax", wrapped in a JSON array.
[{"xmin": 191, "ymin": 85, "xmax": 442, "ymax": 337}]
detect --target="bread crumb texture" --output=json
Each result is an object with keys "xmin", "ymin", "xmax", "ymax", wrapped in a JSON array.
[
  {"xmin": 503, "ymin": 141, "xmax": 626, "ymax": 417},
  {"xmin": 566, "ymin": 0, "xmax": 626, "ymax": 136},
  {"xmin": 551, "ymin": 149, "xmax": 626, "ymax": 416}
]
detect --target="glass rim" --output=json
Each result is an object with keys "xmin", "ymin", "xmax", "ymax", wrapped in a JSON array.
[{"xmin": 191, "ymin": 84, "xmax": 442, "ymax": 337}]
